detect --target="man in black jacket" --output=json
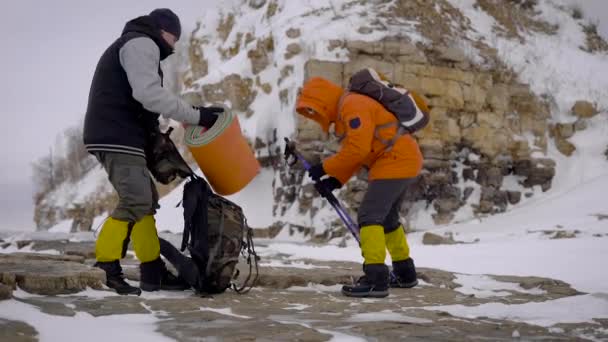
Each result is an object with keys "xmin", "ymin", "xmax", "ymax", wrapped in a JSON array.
[{"xmin": 83, "ymin": 9, "xmax": 220, "ymax": 295}]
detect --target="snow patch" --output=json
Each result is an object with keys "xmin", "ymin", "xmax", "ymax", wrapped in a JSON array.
[
  {"xmin": 453, "ymin": 274, "xmax": 546, "ymax": 298},
  {"xmin": 287, "ymin": 284, "xmax": 343, "ymax": 293},
  {"xmin": 348, "ymin": 310, "xmax": 433, "ymax": 324},
  {"xmin": 423, "ymin": 293, "xmax": 608, "ymax": 327},
  {"xmin": 259, "ymin": 260, "xmax": 330, "ymax": 269},
  {"xmin": 283, "ymin": 303, "xmax": 312, "ymax": 311},
  {"xmin": 199, "ymin": 307, "xmax": 251, "ymax": 319},
  {"xmin": 0, "ymin": 299, "xmax": 171, "ymax": 342}
]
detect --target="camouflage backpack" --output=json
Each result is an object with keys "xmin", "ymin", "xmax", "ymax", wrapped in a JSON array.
[
  {"xmin": 180, "ymin": 177, "xmax": 258, "ymax": 294},
  {"xmin": 146, "ymin": 126, "xmax": 193, "ymax": 184}
]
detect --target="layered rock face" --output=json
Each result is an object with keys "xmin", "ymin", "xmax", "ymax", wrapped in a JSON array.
[
  {"xmin": 274, "ymin": 40, "xmax": 558, "ymax": 230},
  {"xmin": 286, "ymin": 47, "xmax": 598, "ymax": 231},
  {"xmin": 32, "ymin": 0, "xmax": 605, "ymax": 236},
  {"xmin": 177, "ymin": 1, "xmax": 604, "ymax": 239}
]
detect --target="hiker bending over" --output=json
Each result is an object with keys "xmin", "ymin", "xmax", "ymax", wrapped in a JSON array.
[
  {"xmin": 83, "ymin": 8, "xmax": 222, "ymax": 295},
  {"xmin": 295, "ymin": 75, "xmax": 427, "ymax": 298}
]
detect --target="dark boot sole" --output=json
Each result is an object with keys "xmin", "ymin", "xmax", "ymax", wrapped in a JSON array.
[
  {"xmin": 108, "ymin": 283, "xmax": 142, "ymax": 296},
  {"xmin": 105, "ymin": 280, "xmax": 142, "ymax": 296},
  {"xmin": 390, "ymin": 279, "xmax": 419, "ymax": 288},
  {"xmin": 115, "ymin": 288, "xmax": 142, "ymax": 296},
  {"xmin": 341, "ymin": 289, "xmax": 389, "ymax": 298}
]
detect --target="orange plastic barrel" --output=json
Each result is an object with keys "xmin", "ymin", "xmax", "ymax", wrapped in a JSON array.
[{"xmin": 184, "ymin": 110, "xmax": 260, "ymax": 195}]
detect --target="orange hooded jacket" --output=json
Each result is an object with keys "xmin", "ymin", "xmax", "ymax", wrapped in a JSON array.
[{"xmin": 296, "ymin": 77, "xmax": 423, "ymax": 185}]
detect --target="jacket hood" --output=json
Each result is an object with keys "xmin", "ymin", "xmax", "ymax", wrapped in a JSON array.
[
  {"xmin": 122, "ymin": 16, "xmax": 174, "ymax": 60},
  {"xmin": 295, "ymin": 77, "xmax": 344, "ymax": 133}
]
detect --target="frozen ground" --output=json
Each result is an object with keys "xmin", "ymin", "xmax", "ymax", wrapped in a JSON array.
[{"xmin": 1, "ymin": 243, "xmax": 607, "ymax": 341}]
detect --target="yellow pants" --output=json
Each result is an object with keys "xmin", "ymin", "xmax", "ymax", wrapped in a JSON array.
[
  {"xmin": 95, "ymin": 215, "xmax": 160, "ymax": 263},
  {"xmin": 360, "ymin": 225, "xmax": 411, "ymax": 264}
]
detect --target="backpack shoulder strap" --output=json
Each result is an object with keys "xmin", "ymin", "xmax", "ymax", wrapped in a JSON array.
[
  {"xmin": 180, "ymin": 177, "xmax": 209, "ymax": 257},
  {"xmin": 341, "ymin": 91, "xmax": 404, "ymax": 150},
  {"xmin": 336, "ymin": 91, "xmax": 349, "ymax": 122}
]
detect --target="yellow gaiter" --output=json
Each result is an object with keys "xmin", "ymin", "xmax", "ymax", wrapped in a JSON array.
[
  {"xmin": 360, "ymin": 225, "xmax": 386, "ymax": 264},
  {"xmin": 95, "ymin": 217, "xmax": 131, "ymax": 262},
  {"xmin": 385, "ymin": 225, "xmax": 410, "ymax": 262},
  {"xmin": 130, "ymin": 215, "xmax": 160, "ymax": 263}
]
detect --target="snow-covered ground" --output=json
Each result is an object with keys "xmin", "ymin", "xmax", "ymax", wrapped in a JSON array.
[
  {"xmin": 0, "ymin": 290, "xmax": 172, "ymax": 342},
  {"xmin": 252, "ymin": 110, "xmax": 608, "ymax": 328},
  {"xmin": 3, "ymin": 158, "xmax": 607, "ymax": 335},
  {"xmin": 2, "ymin": 0, "xmax": 608, "ymax": 340}
]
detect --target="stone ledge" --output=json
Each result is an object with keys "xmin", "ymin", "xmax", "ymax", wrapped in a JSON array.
[
  {"xmin": 0, "ymin": 283, "xmax": 11, "ymax": 300},
  {"xmin": 0, "ymin": 253, "xmax": 105, "ymax": 295}
]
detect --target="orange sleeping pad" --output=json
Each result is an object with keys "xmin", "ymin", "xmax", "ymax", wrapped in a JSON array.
[{"xmin": 184, "ymin": 110, "xmax": 260, "ymax": 195}]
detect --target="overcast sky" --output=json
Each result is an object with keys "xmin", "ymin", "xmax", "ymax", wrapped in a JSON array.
[
  {"xmin": 0, "ymin": 1, "xmax": 224, "ymax": 231},
  {"xmin": 0, "ymin": 1, "xmax": 606, "ymax": 231}
]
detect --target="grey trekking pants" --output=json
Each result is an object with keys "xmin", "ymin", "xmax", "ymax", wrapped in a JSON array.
[
  {"xmin": 94, "ymin": 152, "xmax": 159, "ymax": 222},
  {"xmin": 357, "ymin": 177, "xmax": 418, "ymax": 233}
]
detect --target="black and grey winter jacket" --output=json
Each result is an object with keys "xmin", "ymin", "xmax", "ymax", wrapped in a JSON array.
[{"xmin": 83, "ymin": 16, "xmax": 199, "ymax": 158}]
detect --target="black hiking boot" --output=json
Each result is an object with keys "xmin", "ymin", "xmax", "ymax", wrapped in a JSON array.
[
  {"xmin": 390, "ymin": 258, "xmax": 418, "ymax": 288},
  {"xmin": 342, "ymin": 264, "xmax": 389, "ymax": 298},
  {"xmin": 140, "ymin": 257, "xmax": 191, "ymax": 292},
  {"xmin": 95, "ymin": 261, "xmax": 142, "ymax": 296}
]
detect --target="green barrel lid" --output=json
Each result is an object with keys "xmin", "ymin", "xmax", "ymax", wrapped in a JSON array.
[{"xmin": 184, "ymin": 110, "xmax": 234, "ymax": 147}]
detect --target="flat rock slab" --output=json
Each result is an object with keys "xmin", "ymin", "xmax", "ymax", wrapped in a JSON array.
[
  {"xmin": 4, "ymin": 252, "xmax": 85, "ymax": 263},
  {"xmin": 0, "ymin": 284, "xmax": 11, "ymax": 300},
  {"xmin": 1, "ymin": 286, "xmax": 606, "ymax": 341},
  {"xmin": 0, "ymin": 318, "xmax": 37, "ymax": 342},
  {"xmin": 0, "ymin": 253, "xmax": 105, "ymax": 295},
  {"xmin": 13, "ymin": 240, "xmax": 96, "ymax": 259},
  {"xmin": 0, "ymin": 240, "xmax": 605, "ymax": 340}
]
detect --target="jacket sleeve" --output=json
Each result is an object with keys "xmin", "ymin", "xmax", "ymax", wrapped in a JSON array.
[
  {"xmin": 119, "ymin": 37, "xmax": 200, "ymax": 125},
  {"xmin": 322, "ymin": 105, "xmax": 374, "ymax": 184}
]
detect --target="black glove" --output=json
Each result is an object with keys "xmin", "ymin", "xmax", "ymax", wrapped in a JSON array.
[
  {"xmin": 198, "ymin": 106, "xmax": 224, "ymax": 128},
  {"xmin": 308, "ymin": 163, "xmax": 326, "ymax": 181},
  {"xmin": 314, "ymin": 177, "xmax": 342, "ymax": 197}
]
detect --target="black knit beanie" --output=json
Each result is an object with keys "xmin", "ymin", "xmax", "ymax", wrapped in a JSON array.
[{"xmin": 149, "ymin": 8, "xmax": 181, "ymax": 40}]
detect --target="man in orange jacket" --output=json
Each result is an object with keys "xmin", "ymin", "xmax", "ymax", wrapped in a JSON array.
[{"xmin": 295, "ymin": 76, "xmax": 426, "ymax": 298}]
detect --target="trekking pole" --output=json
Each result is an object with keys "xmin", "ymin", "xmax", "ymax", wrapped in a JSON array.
[
  {"xmin": 317, "ymin": 186, "xmax": 360, "ymax": 243},
  {"xmin": 284, "ymin": 138, "xmax": 398, "ymax": 282},
  {"xmin": 284, "ymin": 138, "xmax": 360, "ymax": 242}
]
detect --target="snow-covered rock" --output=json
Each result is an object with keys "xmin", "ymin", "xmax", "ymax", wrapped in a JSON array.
[{"xmin": 38, "ymin": 0, "xmax": 608, "ymax": 242}]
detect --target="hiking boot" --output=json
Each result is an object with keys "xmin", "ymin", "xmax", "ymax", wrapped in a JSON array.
[
  {"xmin": 140, "ymin": 257, "xmax": 190, "ymax": 292},
  {"xmin": 95, "ymin": 261, "xmax": 142, "ymax": 296},
  {"xmin": 342, "ymin": 264, "xmax": 389, "ymax": 298},
  {"xmin": 390, "ymin": 258, "xmax": 418, "ymax": 288}
]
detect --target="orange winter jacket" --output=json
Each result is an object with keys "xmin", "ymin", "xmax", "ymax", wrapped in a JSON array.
[{"xmin": 296, "ymin": 77, "xmax": 423, "ymax": 185}]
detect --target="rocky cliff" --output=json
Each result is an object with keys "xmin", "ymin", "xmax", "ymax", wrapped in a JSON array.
[
  {"xmin": 34, "ymin": 0, "xmax": 607, "ymax": 239},
  {"xmin": 177, "ymin": 0, "xmax": 606, "ymax": 239}
]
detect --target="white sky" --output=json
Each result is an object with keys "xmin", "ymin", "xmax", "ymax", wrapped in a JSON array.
[
  {"xmin": 0, "ymin": 0, "xmax": 606, "ymax": 231},
  {"xmin": 0, "ymin": 1, "xmax": 223, "ymax": 230}
]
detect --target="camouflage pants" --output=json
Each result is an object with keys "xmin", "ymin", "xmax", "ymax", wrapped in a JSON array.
[{"xmin": 94, "ymin": 152, "xmax": 159, "ymax": 223}]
